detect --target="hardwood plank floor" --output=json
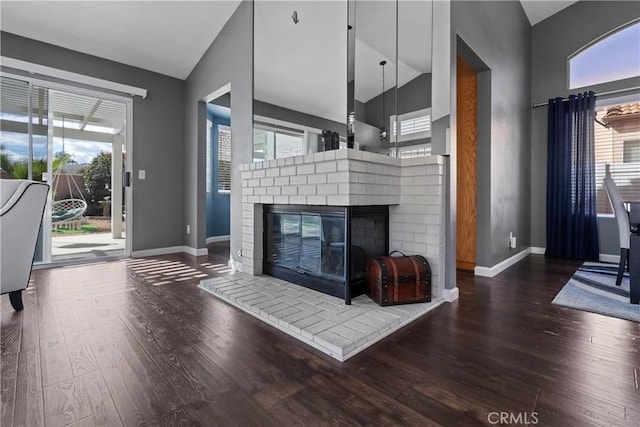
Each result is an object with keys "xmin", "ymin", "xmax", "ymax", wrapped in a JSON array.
[{"xmin": 1, "ymin": 244, "xmax": 638, "ymax": 426}]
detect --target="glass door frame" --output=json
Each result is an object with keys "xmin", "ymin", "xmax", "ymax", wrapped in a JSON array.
[{"xmin": 1, "ymin": 71, "xmax": 134, "ymax": 264}]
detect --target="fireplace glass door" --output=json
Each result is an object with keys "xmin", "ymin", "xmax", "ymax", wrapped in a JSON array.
[
  {"xmin": 265, "ymin": 205, "xmax": 388, "ymax": 302},
  {"xmin": 266, "ymin": 210, "xmax": 346, "ymax": 282}
]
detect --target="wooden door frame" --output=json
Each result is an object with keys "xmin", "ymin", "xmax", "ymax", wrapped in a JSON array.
[{"xmin": 454, "ymin": 37, "xmax": 491, "ymax": 275}]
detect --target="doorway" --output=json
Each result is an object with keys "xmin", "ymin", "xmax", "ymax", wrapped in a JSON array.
[
  {"xmin": 0, "ymin": 76, "xmax": 132, "ymax": 264},
  {"xmin": 456, "ymin": 56, "xmax": 478, "ymax": 271},
  {"xmin": 205, "ymin": 92, "xmax": 231, "ymax": 243}
]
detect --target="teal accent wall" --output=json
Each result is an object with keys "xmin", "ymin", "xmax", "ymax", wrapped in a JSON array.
[{"xmin": 206, "ymin": 109, "xmax": 231, "ymax": 238}]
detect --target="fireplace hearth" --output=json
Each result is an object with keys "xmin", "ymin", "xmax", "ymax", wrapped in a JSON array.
[{"xmin": 264, "ymin": 204, "xmax": 388, "ymax": 304}]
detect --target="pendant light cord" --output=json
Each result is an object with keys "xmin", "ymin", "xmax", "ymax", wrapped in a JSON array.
[{"xmin": 380, "ymin": 60, "xmax": 387, "ymax": 139}]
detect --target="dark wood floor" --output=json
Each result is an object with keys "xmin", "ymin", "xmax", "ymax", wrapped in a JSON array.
[{"xmin": 1, "ymin": 244, "xmax": 639, "ymax": 426}]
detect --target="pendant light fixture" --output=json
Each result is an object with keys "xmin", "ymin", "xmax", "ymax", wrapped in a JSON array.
[{"xmin": 379, "ymin": 60, "xmax": 388, "ymax": 141}]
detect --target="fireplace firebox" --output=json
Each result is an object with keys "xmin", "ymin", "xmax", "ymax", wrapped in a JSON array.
[{"xmin": 264, "ymin": 205, "xmax": 389, "ymax": 304}]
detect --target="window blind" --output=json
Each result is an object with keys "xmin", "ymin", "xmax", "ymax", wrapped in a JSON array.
[
  {"xmin": 594, "ymin": 103, "xmax": 640, "ymax": 214},
  {"xmin": 217, "ymin": 125, "xmax": 231, "ymax": 193}
]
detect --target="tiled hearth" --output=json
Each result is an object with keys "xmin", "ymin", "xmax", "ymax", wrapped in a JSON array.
[{"xmin": 199, "ymin": 272, "xmax": 443, "ymax": 361}]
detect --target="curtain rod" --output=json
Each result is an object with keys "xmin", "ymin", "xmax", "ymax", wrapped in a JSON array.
[{"xmin": 532, "ymin": 86, "xmax": 640, "ymax": 108}]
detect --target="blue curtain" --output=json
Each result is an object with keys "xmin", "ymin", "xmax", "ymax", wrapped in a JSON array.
[{"xmin": 546, "ymin": 91, "xmax": 599, "ymax": 260}]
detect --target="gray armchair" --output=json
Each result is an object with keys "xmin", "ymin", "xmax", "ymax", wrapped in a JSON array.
[{"xmin": 0, "ymin": 179, "xmax": 49, "ymax": 310}]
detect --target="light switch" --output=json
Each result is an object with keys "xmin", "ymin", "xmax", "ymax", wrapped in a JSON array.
[{"xmin": 138, "ymin": 170, "xmax": 146, "ymax": 180}]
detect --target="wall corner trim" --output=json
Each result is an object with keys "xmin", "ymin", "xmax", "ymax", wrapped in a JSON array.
[
  {"xmin": 443, "ymin": 287, "xmax": 459, "ymax": 302},
  {"xmin": 530, "ymin": 247, "xmax": 546, "ymax": 255},
  {"xmin": 183, "ymin": 246, "xmax": 209, "ymax": 257},
  {"xmin": 474, "ymin": 248, "xmax": 532, "ymax": 278}
]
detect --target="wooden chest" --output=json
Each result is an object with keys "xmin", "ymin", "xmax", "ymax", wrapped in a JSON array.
[{"xmin": 366, "ymin": 252, "xmax": 431, "ymax": 306}]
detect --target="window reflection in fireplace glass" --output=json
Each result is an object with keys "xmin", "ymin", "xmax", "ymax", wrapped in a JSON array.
[
  {"xmin": 321, "ymin": 217, "xmax": 345, "ymax": 280},
  {"xmin": 280, "ymin": 214, "xmax": 301, "ymax": 269},
  {"xmin": 266, "ymin": 211, "xmax": 347, "ymax": 282},
  {"xmin": 300, "ymin": 215, "xmax": 321, "ymax": 274}
]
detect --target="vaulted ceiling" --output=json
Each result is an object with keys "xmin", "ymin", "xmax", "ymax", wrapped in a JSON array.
[
  {"xmin": 0, "ymin": 1, "xmax": 242, "ymax": 80},
  {"xmin": 1, "ymin": 1, "xmax": 579, "ymax": 81}
]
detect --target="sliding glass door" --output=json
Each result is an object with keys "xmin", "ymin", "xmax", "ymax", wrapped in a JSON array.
[
  {"xmin": 0, "ymin": 77, "xmax": 50, "ymax": 262},
  {"xmin": 0, "ymin": 76, "xmax": 131, "ymax": 264}
]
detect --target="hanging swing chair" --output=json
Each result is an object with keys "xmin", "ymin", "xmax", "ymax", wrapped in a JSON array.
[
  {"xmin": 51, "ymin": 163, "xmax": 87, "ymax": 230},
  {"xmin": 51, "ymin": 118, "xmax": 87, "ymax": 231}
]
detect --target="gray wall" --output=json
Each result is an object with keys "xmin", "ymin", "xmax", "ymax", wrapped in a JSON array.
[
  {"xmin": 254, "ymin": 101, "xmax": 346, "ymax": 135},
  {"xmin": 184, "ymin": 1, "xmax": 253, "ymax": 265},
  {"xmin": 362, "ymin": 73, "xmax": 432, "ymax": 129},
  {"xmin": 530, "ymin": 1, "xmax": 640, "ymax": 254},
  {"xmin": 1, "ymin": 31, "xmax": 186, "ymax": 252},
  {"xmin": 451, "ymin": 1, "xmax": 532, "ymax": 267}
]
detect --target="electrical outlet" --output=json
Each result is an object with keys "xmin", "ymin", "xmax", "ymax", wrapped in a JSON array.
[
  {"xmin": 186, "ymin": 225, "xmax": 190, "ymax": 234},
  {"xmin": 511, "ymin": 236, "xmax": 517, "ymax": 248}
]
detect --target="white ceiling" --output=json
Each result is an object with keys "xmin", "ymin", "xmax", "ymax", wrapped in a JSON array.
[
  {"xmin": 519, "ymin": 0, "xmax": 579, "ymax": 26},
  {"xmin": 0, "ymin": 1, "xmax": 242, "ymax": 80},
  {"xmin": 254, "ymin": 1, "xmax": 348, "ymax": 124},
  {"xmin": 354, "ymin": 0, "xmax": 431, "ymax": 103}
]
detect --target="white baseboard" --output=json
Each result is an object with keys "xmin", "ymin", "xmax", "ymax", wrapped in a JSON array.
[
  {"xmin": 206, "ymin": 235, "xmax": 230, "ymax": 244},
  {"xmin": 132, "ymin": 245, "xmax": 207, "ymax": 258},
  {"xmin": 132, "ymin": 246, "xmax": 185, "ymax": 258},
  {"xmin": 522, "ymin": 247, "xmax": 618, "ymax": 264},
  {"xmin": 443, "ymin": 287, "xmax": 459, "ymax": 302},
  {"xmin": 474, "ymin": 248, "xmax": 532, "ymax": 278},
  {"xmin": 600, "ymin": 253, "xmax": 620, "ymax": 263},
  {"xmin": 183, "ymin": 246, "xmax": 208, "ymax": 257}
]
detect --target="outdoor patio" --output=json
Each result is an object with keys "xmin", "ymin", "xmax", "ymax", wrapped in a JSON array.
[{"xmin": 51, "ymin": 216, "xmax": 125, "ymax": 262}]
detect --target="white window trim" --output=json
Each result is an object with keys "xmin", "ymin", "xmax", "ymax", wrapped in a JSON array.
[
  {"xmin": 205, "ymin": 118, "xmax": 212, "ymax": 194},
  {"xmin": 1, "ymin": 56, "xmax": 147, "ymax": 98},
  {"xmin": 567, "ymin": 19, "xmax": 640, "ymax": 90}
]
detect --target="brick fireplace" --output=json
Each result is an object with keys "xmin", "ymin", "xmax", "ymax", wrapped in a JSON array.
[{"xmin": 240, "ymin": 149, "xmax": 446, "ymax": 303}]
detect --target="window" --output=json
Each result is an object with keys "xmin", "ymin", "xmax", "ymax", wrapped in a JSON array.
[
  {"xmin": 390, "ymin": 144, "xmax": 432, "ymax": 158},
  {"xmin": 595, "ymin": 101, "xmax": 640, "ymax": 214},
  {"xmin": 217, "ymin": 124, "xmax": 231, "ymax": 193},
  {"xmin": 390, "ymin": 108, "xmax": 432, "ymax": 143},
  {"xmin": 253, "ymin": 125, "xmax": 304, "ymax": 161},
  {"xmin": 623, "ymin": 140, "xmax": 640, "ymax": 163},
  {"xmin": 569, "ymin": 21, "xmax": 640, "ymax": 89}
]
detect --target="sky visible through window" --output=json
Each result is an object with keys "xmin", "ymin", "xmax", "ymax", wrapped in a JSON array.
[
  {"xmin": 569, "ymin": 21, "xmax": 640, "ymax": 89},
  {"xmin": 0, "ymin": 112, "xmax": 113, "ymax": 164}
]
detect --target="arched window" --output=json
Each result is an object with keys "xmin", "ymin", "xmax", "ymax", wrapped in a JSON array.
[{"xmin": 568, "ymin": 21, "xmax": 640, "ymax": 90}]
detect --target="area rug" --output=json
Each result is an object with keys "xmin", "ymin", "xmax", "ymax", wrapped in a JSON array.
[{"xmin": 552, "ymin": 262, "xmax": 639, "ymax": 322}]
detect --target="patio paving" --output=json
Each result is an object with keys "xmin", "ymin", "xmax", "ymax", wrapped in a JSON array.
[{"xmin": 52, "ymin": 232, "xmax": 125, "ymax": 261}]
